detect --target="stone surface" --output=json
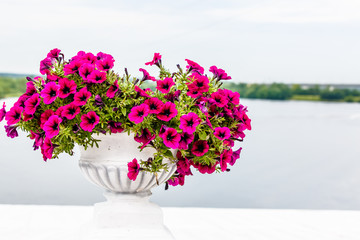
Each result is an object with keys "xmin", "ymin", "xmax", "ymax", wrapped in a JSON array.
[{"xmin": 1, "ymin": 204, "xmax": 360, "ymax": 240}]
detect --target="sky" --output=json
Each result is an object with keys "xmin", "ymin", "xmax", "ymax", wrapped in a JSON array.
[{"xmin": 0, "ymin": 0, "xmax": 359, "ymax": 84}]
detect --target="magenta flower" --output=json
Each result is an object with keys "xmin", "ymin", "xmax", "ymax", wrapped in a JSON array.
[
  {"xmin": 41, "ymin": 82, "xmax": 59, "ymax": 104},
  {"xmin": 74, "ymin": 87, "xmax": 92, "ymax": 106},
  {"xmin": 43, "ymin": 115, "xmax": 62, "ymax": 139},
  {"xmin": 94, "ymin": 95, "xmax": 104, "ymax": 108},
  {"xmin": 209, "ymin": 65, "xmax": 232, "ymax": 80},
  {"xmin": 144, "ymin": 98, "xmax": 163, "ymax": 114},
  {"xmin": 156, "ymin": 77, "xmax": 175, "ymax": 94},
  {"xmin": 5, "ymin": 106, "xmax": 23, "ymax": 125},
  {"xmin": 63, "ymin": 60, "xmax": 82, "ymax": 75},
  {"xmin": 30, "ymin": 130, "xmax": 44, "ymax": 150},
  {"xmin": 164, "ymin": 90, "xmax": 180, "ymax": 102},
  {"xmin": 108, "ymin": 121, "xmax": 124, "ymax": 133},
  {"xmin": 81, "ymin": 52, "xmax": 97, "ymax": 64},
  {"xmin": 157, "ymin": 102, "xmax": 178, "ymax": 121},
  {"xmin": 88, "ymin": 70, "xmax": 107, "ymax": 84},
  {"xmin": 128, "ymin": 104, "xmax": 150, "ymax": 124},
  {"xmin": 134, "ymin": 128, "xmax": 156, "ymax": 150},
  {"xmin": 14, "ymin": 94, "xmax": 29, "ymax": 109},
  {"xmin": 96, "ymin": 52, "xmax": 114, "ymax": 61},
  {"xmin": 47, "ymin": 74, "xmax": 60, "ymax": 81},
  {"xmin": 176, "ymin": 151, "xmax": 192, "ymax": 175},
  {"xmin": 178, "ymin": 132, "xmax": 194, "ymax": 150},
  {"xmin": 47, "ymin": 48, "xmax": 61, "ymax": 59},
  {"xmin": 210, "ymin": 91, "xmax": 228, "ymax": 108},
  {"xmin": 23, "ymin": 112, "xmax": 34, "ymax": 122},
  {"xmin": 193, "ymin": 162, "xmax": 216, "ymax": 174},
  {"xmin": 127, "ymin": 158, "xmax": 140, "ymax": 181},
  {"xmin": 220, "ymin": 149, "xmax": 233, "ymax": 172},
  {"xmin": 24, "ymin": 93, "xmax": 40, "ymax": 115},
  {"xmin": 223, "ymin": 139, "xmax": 234, "ymax": 147},
  {"xmin": 214, "ymin": 127, "xmax": 231, "ymax": 140},
  {"xmin": 139, "ymin": 68, "xmax": 156, "ymax": 81},
  {"xmin": 232, "ymin": 123, "xmax": 246, "ymax": 139},
  {"xmin": 205, "ymin": 115, "xmax": 213, "ymax": 130},
  {"xmin": 41, "ymin": 137, "xmax": 55, "ymax": 161},
  {"xmin": 161, "ymin": 127, "xmax": 180, "ymax": 149},
  {"xmin": 191, "ymin": 140, "xmax": 209, "ymax": 157},
  {"xmin": 96, "ymin": 57, "xmax": 114, "ymax": 71},
  {"xmin": 187, "ymin": 89, "xmax": 202, "ymax": 98},
  {"xmin": 230, "ymin": 147, "xmax": 242, "ymax": 166},
  {"xmin": 135, "ymin": 86, "xmax": 151, "ymax": 98},
  {"xmin": 179, "ymin": 112, "xmax": 201, "ymax": 134},
  {"xmin": 106, "ymin": 81, "xmax": 119, "ymax": 99},
  {"xmin": 185, "ymin": 59, "xmax": 204, "ymax": 74},
  {"xmin": 79, "ymin": 63, "xmax": 94, "ymax": 81},
  {"xmin": 4, "ymin": 125, "xmax": 18, "ymax": 138},
  {"xmin": 58, "ymin": 78, "xmax": 77, "ymax": 99},
  {"xmin": 145, "ymin": 53, "xmax": 162, "ymax": 66},
  {"xmin": 80, "ymin": 111, "xmax": 100, "ymax": 132},
  {"xmin": 0, "ymin": 102, "xmax": 6, "ymax": 122},
  {"xmin": 25, "ymin": 82, "xmax": 37, "ymax": 96},
  {"xmin": 224, "ymin": 89, "xmax": 240, "ymax": 106},
  {"xmin": 62, "ymin": 103, "xmax": 80, "ymax": 120},
  {"xmin": 39, "ymin": 57, "xmax": 54, "ymax": 75},
  {"xmin": 187, "ymin": 74, "xmax": 209, "ymax": 93},
  {"xmin": 168, "ymin": 174, "xmax": 185, "ymax": 186},
  {"xmin": 40, "ymin": 109, "xmax": 55, "ymax": 128}
]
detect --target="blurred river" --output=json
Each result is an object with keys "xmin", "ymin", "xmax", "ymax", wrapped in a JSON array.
[{"xmin": 1, "ymin": 97, "xmax": 360, "ymax": 209}]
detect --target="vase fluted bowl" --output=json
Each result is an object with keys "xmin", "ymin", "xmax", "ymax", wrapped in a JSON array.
[{"xmin": 78, "ymin": 133, "xmax": 177, "ymax": 193}]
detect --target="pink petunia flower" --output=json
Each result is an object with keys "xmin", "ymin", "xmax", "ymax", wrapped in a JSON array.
[
  {"xmin": 39, "ymin": 57, "xmax": 54, "ymax": 75},
  {"xmin": 96, "ymin": 52, "xmax": 114, "ymax": 61},
  {"xmin": 232, "ymin": 123, "xmax": 246, "ymax": 139},
  {"xmin": 187, "ymin": 74, "xmax": 209, "ymax": 93},
  {"xmin": 164, "ymin": 90, "xmax": 181, "ymax": 102},
  {"xmin": 41, "ymin": 82, "xmax": 59, "ymax": 104},
  {"xmin": 108, "ymin": 121, "xmax": 124, "ymax": 133},
  {"xmin": 14, "ymin": 94, "xmax": 29, "ymax": 109},
  {"xmin": 139, "ymin": 68, "xmax": 156, "ymax": 81},
  {"xmin": 24, "ymin": 93, "xmax": 41, "ymax": 115},
  {"xmin": 128, "ymin": 104, "xmax": 150, "ymax": 124},
  {"xmin": 79, "ymin": 63, "xmax": 95, "ymax": 82},
  {"xmin": 30, "ymin": 130, "xmax": 44, "ymax": 150},
  {"xmin": 134, "ymin": 128, "xmax": 156, "ymax": 150},
  {"xmin": 220, "ymin": 149, "xmax": 233, "ymax": 172},
  {"xmin": 210, "ymin": 91, "xmax": 228, "ymax": 108},
  {"xmin": 106, "ymin": 81, "xmax": 120, "ymax": 99},
  {"xmin": 134, "ymin": 86, "xmax": 151, "ymax": 98},
  {"xmin": 214, "ymin": 127, "xmax": 231, "ymax": 141},
  {"xmin": 40, "ymin": 109, "xmax": 55, "ymax": 128},
  {"xmin": 223, "ymin": 89, "xmax": 240, "ymax": 106},
  {"xmin": 209, "ymin": 65, "xmax": 232, "ymax": 80},
  {"xmin": 4, "ymin": 125, "xmax": 18, "ymax": 138},
  {"xmin": 47, "ymin": 48, "xmax": 61, "ymax": 59},
  {"xmin": 63, "ymin": 60, "xmax": 82, "ymax": 76},
  {"xmin": 41, "ymin": 137, "xmax": 55, "ymax": 161},
  {"xmin": 5, "ymin": 106, "xmax": 23, "ymax": 125},
  {"xmin": 157, "ymin": 102, "xmax": 178, "ymax": 122},
  {"xmin": 62, "ymin": 103, "xmax": 81, "ymax": 120},
  {"xmin": 161, "ymin": 127, "xmax": 180, "ymax": 149},
  {"xmin": 168, "ymin": 174, "xmax": 185, "ymax": 186},
  {"xmin": 187, "ymin": 89, "xmax": 202, "ymax": 99},
  {"xmin": 43, "ymin": 115, "xmax": 62, "ymax": 139},
  {"xmin": 58, "ymin": 78, "xmax": 77, "ymax": 99},
  {"xmin": 87, "ymin": 70, "xmax": 107, "ymax": 84},
  {"xmin": 80, "ymin": 111, "xmax": 100, "ymax": 132},
  {"xmin": 185, "ymin": 59, "xmax": 204, "ymax": 74},
  {"xmin": 25, "ymin": 82, "xmax": 37, "ymax": 96},
  {"xmin": 0, "ymin": 102, "xmax": 6, "ymax": 122},
  {"xmin": 156, "ymin": 77, "xmax": 175, "ymax": 94},
  {"xmin": 176, "ymin": 151, "xmax": 192, "ymax": 176},
  {"xmin": 178, "ymin": 132, "xmax": 194, "ymax": 150},
  {"xmin": 96, "ymin": 57, "xmax": 115, "ymax": 71},
  {"xmin": 81, "ymin": 52, "xmax": 97, "ymax": 64},
  {"xmin": 193, "ymin": 162, "xmax": 217, "ymax": 174},
  {"xmin": 145, "ymin": 53, "xmax": 162, "ymax": 66},
  {"xmin": 144, "ymin": 98, "xmax": 163, "ymax": 114},
  {"xmin": 230, "ymin": 147, "xmax": 242, "ymax": 166},
  {"xmin": 127, "ymin": 158, "xmax": 140, "ymax": 181},
  {"xmin": 47, "ymin": 74, "xmax": 60, "ymax": 81},
  {"xmin": 74, "ymin": 87, "xmax": 92, "ymax": 106},
  {"xmin": 191, "ymin": 140, "xmax": 209, "ymax": 157},
  {"xmin": 179, "ymin": 112, "xmax": 202, "ymax": 134}
]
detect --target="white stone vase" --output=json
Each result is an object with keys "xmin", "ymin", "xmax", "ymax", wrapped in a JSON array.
[{"xmin": 78, "ymin": 133, "xmax": 177, "ymax": 240}]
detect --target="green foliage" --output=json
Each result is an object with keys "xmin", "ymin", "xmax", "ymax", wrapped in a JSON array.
[{"xmin": 0, "ymin": 77, "xmax": 27, "ymax": 98}]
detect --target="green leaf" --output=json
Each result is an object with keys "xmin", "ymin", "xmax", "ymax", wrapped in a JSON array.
[
  {"xmin": 164, "ymin": 149, "xmax": 174, "ymax": 159},
  {"xmin": 199, "ymin": 131, "xmax": 207, "ymax": 140},
  {"xmin": 121, "ymin": 107, "xmax": 127, "ymax": 116}
]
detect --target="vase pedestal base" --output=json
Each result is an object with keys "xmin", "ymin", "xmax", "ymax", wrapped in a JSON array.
[{"xmin": 80, "ymin": 191, "xmax": 175, "ymax": 240}]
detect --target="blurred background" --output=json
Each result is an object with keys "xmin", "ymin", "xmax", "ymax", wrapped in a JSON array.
[{"xmin": 1, "ymin": 0, "xmax": 360, "ymax": 210}]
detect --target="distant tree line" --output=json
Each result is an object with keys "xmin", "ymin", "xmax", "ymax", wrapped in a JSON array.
[
  {"xmin": 225, "ymin": 83, "xmax": 360, "ymax": 102},
  {"xmin": 0, "ymin": 77, "xmax": 27, "ymax": 99}
]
